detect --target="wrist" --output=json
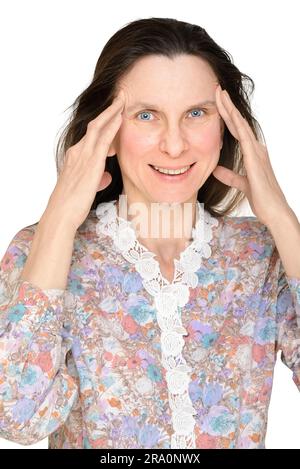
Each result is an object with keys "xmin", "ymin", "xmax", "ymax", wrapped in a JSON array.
[
  {"xmin": 266, "ymin": 205, "xmax": 298, "ymax": 234},
  {"xmin": 38, "ymin": 209, "xmax": 77, "ymax": 238}
]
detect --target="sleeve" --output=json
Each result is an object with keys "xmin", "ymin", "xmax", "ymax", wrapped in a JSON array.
[
  {"xmin": 0, "ymin": 226, "xmax": 78, "ymax": 445},
  {"xmin": 275, "ymin": 251, "xmax": 300, "ymax": 391}
]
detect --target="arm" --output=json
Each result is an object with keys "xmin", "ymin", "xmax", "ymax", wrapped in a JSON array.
[
  {"xmin": 275, "ymin": 252, "xmax": 300, "ymax": 391},
  {"xmin": 0, "ymin": 222, "xmax": 78, "ymax": 445},
  {"xmin": 19, "ymin": 210, "xmax": 77, "ymax": 290},
  {"xmin": 267, "ymin": 207, "xmax": 300, "ymax": 279},
  {"xmin": 265, "ymin": 208, "xmax": 300, "ymax": 390}
]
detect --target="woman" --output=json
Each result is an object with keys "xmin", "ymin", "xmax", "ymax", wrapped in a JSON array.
[{"xmin": 0, "ymin": 17, "xmax": 299, "ymax": 449}]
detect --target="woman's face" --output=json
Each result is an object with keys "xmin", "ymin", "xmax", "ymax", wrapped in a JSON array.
[{"xmin": 112, "ymin": 54, "xmax": 224, "ymax": 205}]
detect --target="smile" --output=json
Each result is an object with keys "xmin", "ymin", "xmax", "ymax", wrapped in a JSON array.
[{"xmin": 149, "ymin": 162, "xmax": 196, "ymax": 181}]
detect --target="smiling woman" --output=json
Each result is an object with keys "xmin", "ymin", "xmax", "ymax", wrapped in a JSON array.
[
  {"xmin": 55, "ymin": 17, "xmax": 263, "ymax": 220},
  {"xmin": 0, "ymin": 16, "xmax": 299, "ymax": 451},
  {"xmin": 53, "ymin": 18, "xmax": 267, "ymax": 266}
]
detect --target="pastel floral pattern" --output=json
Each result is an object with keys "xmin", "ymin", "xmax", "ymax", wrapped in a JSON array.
[{"xmin": 0, "ymin": 200, "xmax": 299, "ymax": 449}]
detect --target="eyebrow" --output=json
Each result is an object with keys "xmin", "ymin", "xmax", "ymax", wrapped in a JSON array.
[{"xmin": 126, "ymin": 100, "xmax": 216, "ymax": 113}]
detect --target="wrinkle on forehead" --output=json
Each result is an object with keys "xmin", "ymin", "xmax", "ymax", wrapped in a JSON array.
[
  {"xmin": 126, "ymin": 99, "xmax": 217, "ymax": 113},
  {"xmin": 115, "ymin": 54, "xmax": 219, "ymax": 108}
]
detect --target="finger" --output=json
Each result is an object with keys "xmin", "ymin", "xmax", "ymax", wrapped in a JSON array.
[
  {"xmin": 216, "ymin": 87, "xmax": 258, "ymax": 160},
  {"xmin": 215, "ymin": 86, "xmax": 239, "ymax": 140},
  {"xmin": 213, "ymin": 165, "xmax": 249, "ymax": 193},
  {"xmin": 90, "ymin": 94, "xmax": 125, "ymax": 130},
  {"xmin": 218, "ymin": 87, "xmax": 257, "ymax": 147},
  {"xmin": 95, "ymin": 109, "xmax": 123, "ymax": 152},
  {"xmin": 82, "ymin": 94, "xmax": 125, "ymax": 154},
  {"xmin": 70, "ymin": 93, "xmax": 125, "ymax": 156}
]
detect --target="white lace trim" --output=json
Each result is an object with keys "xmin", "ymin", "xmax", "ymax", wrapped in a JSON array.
[{"xmin": 95, "ymin": 199, "xmax": 218, "ymax": 449}]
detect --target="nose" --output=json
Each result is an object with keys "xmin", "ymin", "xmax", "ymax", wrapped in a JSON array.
[{"xmin": 158, "ymin": 123, "xmax": 189, "ymax": 158}]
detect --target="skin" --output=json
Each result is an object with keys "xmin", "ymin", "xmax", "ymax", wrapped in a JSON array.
[{"xmin": 108, "ymin": 54, "xmax": 224, "ymax": 267}]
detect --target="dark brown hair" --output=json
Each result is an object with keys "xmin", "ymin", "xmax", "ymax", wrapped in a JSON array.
[{"xmin": 55, "ymin": 17, "xmax": 266, "ymax": 218}]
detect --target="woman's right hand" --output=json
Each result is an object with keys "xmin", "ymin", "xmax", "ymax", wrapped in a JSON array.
[{"xmin": 42, "ymin": 90, "xmax": 125, "ymax": 233}]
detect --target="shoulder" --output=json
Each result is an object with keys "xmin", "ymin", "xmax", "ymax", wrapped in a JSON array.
[
  {"xmin": 221, "ymin": 213, "xmax": 274, "ymax": 242},
  {"xmin": 218, "ymin": 214, "xmax": 276, "ymax": 263},
  {"xmin": 75, "ymin": 208, "xmax": 108, "ymax": 247},
  {"xmin": 3, "ymin": 210, "xmax": 104, "ymax": 268},
  {"xmin": 71, "ymin": 209, "xmax": 114, "ymax": 273},
  {"xmin": 3, "ymin": 222, "xmax": 39, "ymax": 256},
  {"xmin": 6, "ymin": 208, "xmax": 108, "ymax": 256}
]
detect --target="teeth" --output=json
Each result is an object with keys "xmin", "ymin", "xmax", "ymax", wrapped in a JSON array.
[{"xmin": 153, "ymin": 165, "xmax": 191, "ymax": 175}]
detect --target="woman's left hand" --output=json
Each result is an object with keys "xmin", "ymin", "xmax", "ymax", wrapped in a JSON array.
[{"xmin": 212, "ymin": 84, "xmax": 292, "ymax": 228}]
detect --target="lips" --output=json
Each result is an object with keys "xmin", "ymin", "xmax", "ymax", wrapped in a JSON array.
[
  {"xmin": 149, "ymin": 162, "xmax": 196, "ymax": 173},
  {"xmin": 148, "ymin": 162, "xmax": 196, "ymax": 181}
]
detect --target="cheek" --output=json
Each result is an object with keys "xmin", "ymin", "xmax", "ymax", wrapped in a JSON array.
[
  {"xmin": 118, "ymin": 122, "xmax": 155, "ymax": 163},
  {"xmin": 191, "ymin": 119, "xmax": 222, "ymax": 153}
]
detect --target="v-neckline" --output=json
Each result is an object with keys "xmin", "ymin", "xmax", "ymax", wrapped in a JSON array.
[
  {"xmin": 117, "ymin": 200, "xmax": 200, "ymax": 285},
  {"xmin": 95, "ymin": 199, "xmax": 219, "ymax": 287}
]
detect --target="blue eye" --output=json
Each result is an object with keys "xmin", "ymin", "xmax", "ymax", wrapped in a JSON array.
[
  {"xmin": 136, "ymin": 108, "xmax": 205, "ymax": 121},
  {"xmin": 137, "ymin": 111, "xmax": 153, "ymax": 121},
  {"xmin": 188, "ymin": 109, "xmax": 205, "ymax": 118}
]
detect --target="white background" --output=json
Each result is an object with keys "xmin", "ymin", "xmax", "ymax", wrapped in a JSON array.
[{"xmin": 0, "ymin": 0, "xmax": 299, "ymax": 449}]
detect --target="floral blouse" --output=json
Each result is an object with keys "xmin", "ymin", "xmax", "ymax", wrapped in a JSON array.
[{"xmin": 0, "ymin": 199, "xmax": 299, "ymax": 449}]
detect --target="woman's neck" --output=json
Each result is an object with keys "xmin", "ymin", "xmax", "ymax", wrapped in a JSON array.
[{"xmin": 116, "ymin": 193, "xmax": 198, "ymax": 263}]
